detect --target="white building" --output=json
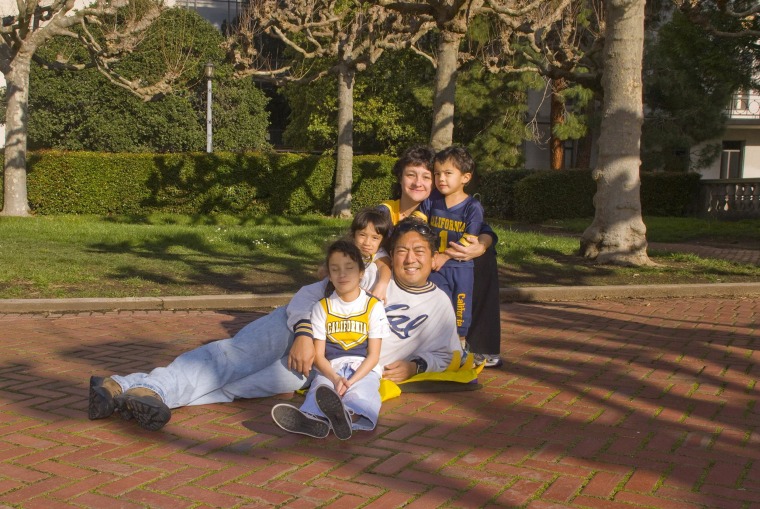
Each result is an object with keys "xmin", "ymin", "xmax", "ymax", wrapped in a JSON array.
[
  {"xmin": 167, "ymin": 0, "xmax": 246, "ymax": 31},
  {"xmin": 694, "ymin": 90, "xmax": 760, "ymax": 179}
]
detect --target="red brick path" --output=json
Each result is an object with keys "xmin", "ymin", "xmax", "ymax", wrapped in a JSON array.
[{"xmin": 0, "ymin": 297, "xmax": 757, "ymax": 508}]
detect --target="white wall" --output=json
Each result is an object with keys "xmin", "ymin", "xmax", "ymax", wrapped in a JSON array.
[
  {"xmin": 166, "ymin": 0, "xmax": 245, "ymax": 30},
  {"xmin": 695, "ymin": 128, "xmax": 760, "ymax": 179}
]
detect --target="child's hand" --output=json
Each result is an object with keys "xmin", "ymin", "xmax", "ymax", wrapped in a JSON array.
[
  {"xmin": 370, "ymin": 282, "xmax": 388, "ymax": 304},
  {"xmin": 316, "ymin": 263, "xmax": 327, "ymax": 280},
  {"xmin": 333, "ymin": 376, "xmax": 350, "ymax": 396}
]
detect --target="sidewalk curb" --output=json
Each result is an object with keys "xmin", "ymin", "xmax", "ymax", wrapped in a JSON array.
[
  {"xmin": 1, "ymin": 283, "xmax": 758, "ymax": 314},
  {"xmin": 500, "ymin": 282, "xmax": 760, "ymax": 302}
]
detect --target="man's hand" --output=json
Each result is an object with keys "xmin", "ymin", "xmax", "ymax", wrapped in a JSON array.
[
  {"xmin": 288, "ymin": 335, "xmax": 315, "ymax": 377},
  {"xmin": 432, "ymin": 252, "xmax": 451, "ymax": 271},
  {"xmin": 382, "ymin": 360, "xmax": 417, "ymax": 382}
]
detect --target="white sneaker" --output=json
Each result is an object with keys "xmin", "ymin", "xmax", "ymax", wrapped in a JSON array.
[{"xmin": 474, "ymin": 353, "xmax": 503, "ymax": 368}]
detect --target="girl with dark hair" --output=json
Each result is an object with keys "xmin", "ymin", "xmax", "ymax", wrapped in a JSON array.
[{"xmin": 272, "ymin": 239, "xmax": 388, "ymax": 440}]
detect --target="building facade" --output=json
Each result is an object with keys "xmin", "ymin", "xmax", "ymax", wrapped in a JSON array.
[{"xmin": 695, "ymin": 90, "xmax": 760, "ymax": 179}]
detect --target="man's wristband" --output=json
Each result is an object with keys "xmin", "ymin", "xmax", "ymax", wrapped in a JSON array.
[{"xmin": 412, "ymin": 358, "xmax": 427, "ymax": 374}]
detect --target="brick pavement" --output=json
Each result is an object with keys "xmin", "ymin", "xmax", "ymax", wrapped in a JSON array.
[{"xmin": 0, "ymin": 297, "xmax": 757, "ymax": 508}]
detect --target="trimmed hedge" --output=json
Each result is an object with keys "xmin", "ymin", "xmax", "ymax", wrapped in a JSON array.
[
  {"xmin": 513, "ymin": 169, "xmax": 597, "ymax": 223},
  {"xmin": 475, "ymin": 168, "xmax": 533, "ymax": 219},
  {"xmin": 640, "ymin": 171, "xmax": 701, "ymax": 216},
  {"xmin": 2, "ymin": 151, "xmax": 396, "ymax": 215},
  {"xmin": 480, "ymin": 168, "xmax": 702, "ymax": 223},
  {"xmin": 0, "ymin": 151, "xmax": 701, "ymax": 219}
]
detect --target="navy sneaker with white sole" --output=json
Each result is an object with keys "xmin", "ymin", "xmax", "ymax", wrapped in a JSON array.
[
  {"xmin": 315, "ymin": 385, "xmax": 352, "ymax": 440},
  {"xmin": 271, "ymin": 404, "xmax": 330, "ymax": 438}
]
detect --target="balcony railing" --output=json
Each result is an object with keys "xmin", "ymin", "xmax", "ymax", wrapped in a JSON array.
[{"xmin": 726, "ymin": 93, "xmax": 760, "ymax": 119}]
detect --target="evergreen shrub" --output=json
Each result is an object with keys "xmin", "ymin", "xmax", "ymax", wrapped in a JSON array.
[
  {"xmin": 2, "ymin": 152, "xmax": 703, "ymax": 218},
  {"xmin": 513, "ymin": 170, "xmax": 596, "ymax": 223},
  {"xmin": 476, "ymin": 168, "xmax": 534, "ymax": 218},
  {"xmin": 480, "ymin": 169, "xmax": 703, "ymax": 222},
  {"xmin": 11, "ymin": 151, "xmax": 397, "ymax": 215},
  {"xmin": 640, "ymin": 171, "xmax": 701, "ymax": 216}
]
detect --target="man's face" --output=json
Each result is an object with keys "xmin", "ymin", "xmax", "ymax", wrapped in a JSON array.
[{"xmin": 392, "ymin": 231, "xmax": 433, "ymax": 287}]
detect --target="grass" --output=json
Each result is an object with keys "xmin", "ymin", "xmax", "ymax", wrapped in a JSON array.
[
  {"xmin": 0, "ymin": 213, "xmax": 347, "ymax": 299},
  {"xmin": 541, "ymin": 216, "xmax": 760, "ymax": 244},
  {"xmin": 0, "ymin": 213, "xmax": 758, "ymax": 299}
]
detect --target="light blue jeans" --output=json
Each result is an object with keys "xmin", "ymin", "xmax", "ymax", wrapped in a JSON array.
[
  {"xmin": 299, "ymin": 362, "xmax": 381, "ymax": 431},
  {"xmin": 111, "ymin": 307, "xmax": 311, "ymax": 408}
]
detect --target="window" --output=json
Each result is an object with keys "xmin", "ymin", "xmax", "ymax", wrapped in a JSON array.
[
  {"xmin": 563, "ymin": 140, "xmax": 575, "ymax": 169},
  {"xmin": 720, "ymin": 141, "xmax": 744, "ymax": 179}
]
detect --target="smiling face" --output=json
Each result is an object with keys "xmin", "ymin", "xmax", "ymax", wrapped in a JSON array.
[
  {"xmin": 399, "ymin": 164, "xmax": 433, "ymax": 204},
  {"xmin": 353, "ymin": 223, "xmax": 384, "ymax": 259},
  {"xmin": 391, "ymin": 231, "xmax": 434, "ymax": 287}
]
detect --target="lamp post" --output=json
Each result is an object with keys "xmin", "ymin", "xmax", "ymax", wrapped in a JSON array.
[{"xmin": 204, "ymin": 62, "xmax": 214, "ymax": 153}]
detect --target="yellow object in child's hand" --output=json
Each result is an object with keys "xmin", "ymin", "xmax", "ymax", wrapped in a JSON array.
[{"xmin": 458, "ymin": 235, "xmax": 474, "ymax": 247}]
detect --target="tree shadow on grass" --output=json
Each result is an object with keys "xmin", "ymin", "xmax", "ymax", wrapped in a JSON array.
[{"xmin": 83, "ymin": 223, "xmax": 343, "ymax": 294}]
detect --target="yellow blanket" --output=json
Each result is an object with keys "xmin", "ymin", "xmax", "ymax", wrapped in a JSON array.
[{"xmin": 379, "ymin": 350, "xmax": 485, "ymax": 401}]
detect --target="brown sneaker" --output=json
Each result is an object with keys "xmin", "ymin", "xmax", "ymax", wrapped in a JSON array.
[
  {"xmin": 114, "ymin": 388, "xmax": 171, "ymax": 431},
  {"xmin": 88, "ymin": 376, "xmax": 122, "ymax": 420}
]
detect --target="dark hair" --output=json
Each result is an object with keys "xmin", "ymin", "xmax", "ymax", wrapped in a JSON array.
[
  {"xmin": 351, "ymin": 207, "xmax": 392, "ymax": 241},
  {"xmin": 324, "ymin": 239, "xmax": 365, "ymax": 298},
  {"xmin": 434, "ymin": 145, "xmax": 475, "ymax": 176},
  {"xmin": 389, "ymin": 217, "xmax": 437, "ymax": 254},
  {"xmin": 390, "ymin": 145, "xmax": 435, "ymax": 199}
]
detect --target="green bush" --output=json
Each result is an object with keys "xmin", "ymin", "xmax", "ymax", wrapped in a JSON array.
[
  {"xmin": 513, "ymin": 169, "xmax": 596, "ymax": 223},
  {"xmin": 476, "ymin": 168, "xmax": 535, "ymax": 218},
  {"xmin": 2, "ymin": 151, "xmax": 703, "ymax": 218},
  {"xmin": 479, "ymin": 168, "xmax": 703, "ymax": 222},
  {"xmin": 640, "ymin": 172, "xmax": 702, "ymax": 216},
  {"xmin": 5, "ymin": 150, "xmax": 398, "ymax": 215}
]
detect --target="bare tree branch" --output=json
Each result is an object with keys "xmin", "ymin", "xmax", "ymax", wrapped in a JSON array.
[{"xmin": 676, "ymin": 0, "xmax": 760, "ymax": 38}]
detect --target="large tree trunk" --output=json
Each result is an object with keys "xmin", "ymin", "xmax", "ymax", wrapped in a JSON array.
[
  {"xmin": 579, "ymin": 0, "xmax": 651, "ymax": 266},
  {"xmin": 430, "ymin": 31, "xmax": 462, "ymax": 151},
  {"xmin": 331, "ymin": 65, "xmax": 355, "ymax": 218},
  {"xmin": 550, "ymin": 77, "xmax": 567, "ymax": 170},
  {"xmin": 1, "ymin": 53, "xmax": 33, "ymax": 217}
]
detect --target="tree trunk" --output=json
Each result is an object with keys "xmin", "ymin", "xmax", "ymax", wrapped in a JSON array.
[
  {"xmin": 579, "ymin": 0, "xmax": 651, "ymax": 266},
  {"xmin": 331, "ymin": 65, "xmax": 355, "ymax": 218},
  {"xmin": 550, "ymin": 78, "xmax": 567, "ymax": 170},
  {"xmin": 1, "ymin": 53, "xmax": 33, "ymax": 217},
  {"xmin": 430, "ymin": 31, "xmax": 462, "ymax": 151}
]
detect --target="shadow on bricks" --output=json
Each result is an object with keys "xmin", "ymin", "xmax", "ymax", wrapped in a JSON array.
[{"xmin": 0, "ymin": 298, "xmax": 757, "ymax": 508}]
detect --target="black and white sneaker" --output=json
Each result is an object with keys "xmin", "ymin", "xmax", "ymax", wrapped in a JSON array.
[
  {"xmin": 271, "ymin": 404, "xmax": 330, "ymax": 438},
  {"xmin": 474, "ymin": 353, "xmax": 503, "ymax": 368},
  {"xmin": 315, "ymin": 385, "xmax": 352, "ymax": 440}
]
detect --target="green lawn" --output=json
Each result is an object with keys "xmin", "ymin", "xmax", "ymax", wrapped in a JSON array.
[{"xmin": 0, "ymin": 214, "xmax": 758, "ymax": 299}]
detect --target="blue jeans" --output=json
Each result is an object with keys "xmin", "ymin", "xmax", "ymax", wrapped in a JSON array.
[
  {"xmin": 111, "ymin": 307, "xmax": 311, "ymax": 408},
  {"xmin": 299, "ymin": 362, "xmax": 381, "ymax": 431}
]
